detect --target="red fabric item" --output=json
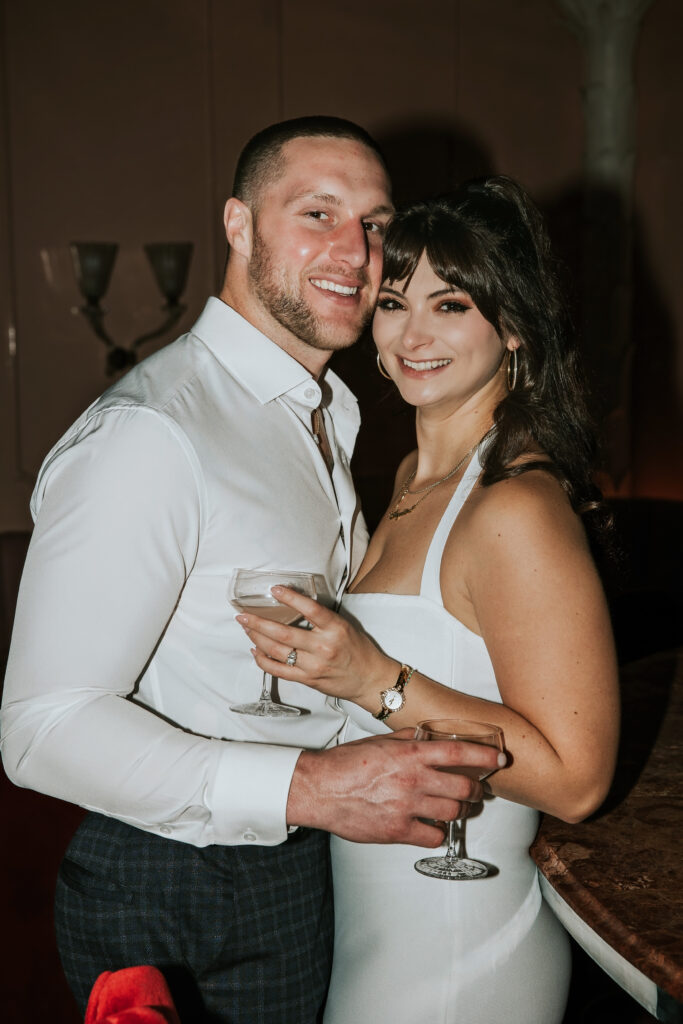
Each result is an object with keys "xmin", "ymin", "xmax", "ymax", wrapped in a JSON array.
[{"xmin": 84, "ymin": 966, "xmax": 181, "ymax": 1024}]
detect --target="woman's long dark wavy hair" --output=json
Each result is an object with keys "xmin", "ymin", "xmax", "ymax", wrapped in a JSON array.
[{"xmin": 381, "ymin": 176, "xmax": 610, "ymax": 540}]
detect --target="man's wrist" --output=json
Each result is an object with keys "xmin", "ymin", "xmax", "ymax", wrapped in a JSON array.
[{"xmin": 286, "ymin": 748, "xmax": 322, "ymax": 831}]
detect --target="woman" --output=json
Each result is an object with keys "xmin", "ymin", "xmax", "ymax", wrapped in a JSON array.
[{"xmin": 237, "ymin": 177, "xmax": 620, "ymax": 1023}]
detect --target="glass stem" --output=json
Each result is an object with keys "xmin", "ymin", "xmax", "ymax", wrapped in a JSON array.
[
  {"xmin": 445, "ymin": 820, "xmax": 460, "ymax": 861},
  {"xmin": 259, "ymin": 672, "xmax": 274, "ymax": 704}
]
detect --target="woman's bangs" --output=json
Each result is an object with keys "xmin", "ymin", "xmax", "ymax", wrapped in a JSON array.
[
  {"xmin": 381, "ymin": 219, "xmax": 426, "ymax": 287},
  {"xmin": 425, "ymin": 225, "xmax": 487, "ymax": 302},
  {"xmin": 427, "ymin": 226, "xmax": 503, "ymax": 332}
]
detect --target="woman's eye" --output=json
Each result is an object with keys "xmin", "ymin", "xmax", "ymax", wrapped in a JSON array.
[
  {"xmin": 376, "ymin": 297, "xmax": 404, "ymax": 312},
  {"xmin": 439, "ymin": 300, "xmax": 470, "ymax": 313}
]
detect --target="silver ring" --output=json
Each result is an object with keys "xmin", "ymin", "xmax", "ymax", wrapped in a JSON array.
[{"xmin": 286, "ymin": 648, "xmax": 298, "ymax": 667}]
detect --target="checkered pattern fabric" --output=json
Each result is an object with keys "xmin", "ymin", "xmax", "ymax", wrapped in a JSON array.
[{"xmin": 55, "ymin": 813, "xmax": 333, "ymax": 1023}]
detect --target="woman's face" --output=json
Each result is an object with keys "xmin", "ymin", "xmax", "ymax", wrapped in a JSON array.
[{"xmin": 372, "ymin": 253, "xmax": 517, "ymax": 417}]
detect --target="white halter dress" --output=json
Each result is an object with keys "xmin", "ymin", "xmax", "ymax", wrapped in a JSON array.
[{"xmin": 323, "ymin": 450, "xmax": 570, "ymax": 1024}]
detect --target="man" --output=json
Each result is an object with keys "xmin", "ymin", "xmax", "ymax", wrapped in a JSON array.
[{"xmin": 1, "ymin": 117, "xmax": 502, "ymax": 1022}]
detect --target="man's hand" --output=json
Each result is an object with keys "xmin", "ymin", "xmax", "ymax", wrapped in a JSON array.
[{"xmin": 287, "ymin": 730, "xmax": 506, "ymax": 847}]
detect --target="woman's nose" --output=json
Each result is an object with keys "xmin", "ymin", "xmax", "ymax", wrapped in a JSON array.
[{"xmin": 401, "ymin": 315, "xmax": 433, "ymax": 350}]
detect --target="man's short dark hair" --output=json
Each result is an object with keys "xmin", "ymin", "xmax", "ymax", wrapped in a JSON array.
[{"xmin": 232, "ymin": 115, "xmax": 388, "ymax": 210}]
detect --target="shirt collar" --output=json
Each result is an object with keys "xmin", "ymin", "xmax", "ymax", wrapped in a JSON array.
[
  {"xmin": 189, "ymin": 298, "xmax": 360, "ymax": 434},
  {"xmin": 189, "ymin": 297, "xmax": 321, "ymax": 408}
]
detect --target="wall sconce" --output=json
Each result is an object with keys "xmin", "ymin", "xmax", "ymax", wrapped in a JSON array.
[{"xmin": 70, "ymin": 241, "xmax": 193, "ymax": 375}]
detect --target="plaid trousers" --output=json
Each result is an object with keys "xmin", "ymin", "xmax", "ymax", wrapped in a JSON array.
[{"xmin": 54, "ymin": 812, "xmax": 333, "ymax": 1023}]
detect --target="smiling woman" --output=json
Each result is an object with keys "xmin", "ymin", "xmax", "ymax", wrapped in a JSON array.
[{"xmin": 242, "ymin": 176, "xmax": 620, "ymax": 1024}]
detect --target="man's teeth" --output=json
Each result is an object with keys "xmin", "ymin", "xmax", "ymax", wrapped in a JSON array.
[
  {"xmin": 402, "ymin": 358, "xmax": 452, "ymax": 370},
  {"xmin": 311, "ymin": 279, "xmax": 358, "ymax": 296}
]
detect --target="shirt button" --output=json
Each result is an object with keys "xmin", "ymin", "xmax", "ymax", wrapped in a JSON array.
[
  {"xmin": 243, "ymin": 830, "xmax": 258, "ymax": 842},
  {"xmin": 304, "ymin": 387, "xmax": 317, "ymax": 400},
  {"xmin": 159, "ymin": 825, "xmax": 172, "ymax": 835}
]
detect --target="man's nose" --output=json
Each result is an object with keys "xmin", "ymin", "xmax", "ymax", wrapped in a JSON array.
[{"xmin": 329, "ymin": 220, "xmax": 369, "ymax": 269}]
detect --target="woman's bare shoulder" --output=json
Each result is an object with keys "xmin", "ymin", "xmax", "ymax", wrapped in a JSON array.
[{"xmin": 461, "ymin": 466, "xmax": 588, "ymax": 555}]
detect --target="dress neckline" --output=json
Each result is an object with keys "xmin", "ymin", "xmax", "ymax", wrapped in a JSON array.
[{"xmin": 348, "ymin": 448, "xmax": 483, "ymax": 605}]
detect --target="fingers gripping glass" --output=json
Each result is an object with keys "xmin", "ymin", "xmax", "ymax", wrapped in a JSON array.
[
  {"xmin": 228, "ymin": 569, "xmax": 316, "ymax": 718},
  {"xmin": 414, "ymin": 719, "xmax": 504, "ymax": 880}
]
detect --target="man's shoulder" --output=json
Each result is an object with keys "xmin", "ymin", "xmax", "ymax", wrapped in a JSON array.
[
  {"xmin": 30, "ymin": 331, "xmax": 213, "ymax": 507},
  {"xmin": 96, "ymin": 330, "xmax": 207, "ymax": 414}
]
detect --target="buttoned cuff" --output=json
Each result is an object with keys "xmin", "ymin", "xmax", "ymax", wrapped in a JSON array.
[{"xmin": 208, "ymin": 740, "xmax": 303, "ymax": 846}]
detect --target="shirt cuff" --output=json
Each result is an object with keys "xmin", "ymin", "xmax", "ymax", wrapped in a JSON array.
[{"xmin": 208, "ymin": 740, "xmax": 303, "ymax": 846}]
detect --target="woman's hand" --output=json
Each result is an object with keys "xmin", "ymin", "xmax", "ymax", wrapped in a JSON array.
[{"xmin": 235, "ymin": 586, "xmax": 399, "ymax": 707}]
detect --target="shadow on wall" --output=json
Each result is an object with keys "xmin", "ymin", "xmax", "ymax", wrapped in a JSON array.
[
  {"xmin": 375, "ymin": 115, "xmax": 495, "ymax": 205},
  {"xmin": 543, "ymin": 182, "xmax": 682, "ymax": 499}
]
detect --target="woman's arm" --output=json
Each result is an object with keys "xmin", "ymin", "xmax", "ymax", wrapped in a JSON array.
[
  {"xmin": 440, "ymin": 470, "xmax": 619, "ymax": 822},
  {"xmin": 240, "ymin": 473, "xmax": 619, "ymax": 823}
]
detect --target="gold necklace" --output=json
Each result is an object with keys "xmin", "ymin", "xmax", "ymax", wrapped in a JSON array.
[{"xmin": 388, "ymin": 439, "xmax": 482, "ymax": 521}]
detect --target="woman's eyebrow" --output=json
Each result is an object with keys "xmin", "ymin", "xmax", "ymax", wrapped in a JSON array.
[{"xmin": 428, "ymin": 287, "xmax": 468, "ymax": 299}]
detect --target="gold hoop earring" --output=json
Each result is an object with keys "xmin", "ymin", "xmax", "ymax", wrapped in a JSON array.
[
  {"xmin": 507, "ymin": 348, "xmax": 518, "ymax": 392},
  {"xmin": 377, "ymin": 353, "xmax": 392, "ymax": 380}
]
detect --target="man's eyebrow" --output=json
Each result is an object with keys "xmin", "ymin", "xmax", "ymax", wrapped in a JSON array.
[
  {"xmin": 285, "ymin": 192, "xmax": 394, "ymax": 216},
  {"xmin": 286, "ymin": 191, "xmax": 342, "ymax": 207}
]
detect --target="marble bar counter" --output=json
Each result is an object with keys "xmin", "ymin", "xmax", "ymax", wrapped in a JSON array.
[{"xmin": 531, "ymin": 648, "xmax": 683, "ymax": 1022}]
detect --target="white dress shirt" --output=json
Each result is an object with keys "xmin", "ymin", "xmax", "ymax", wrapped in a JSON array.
[{"xmin": 1, "ymin": 297, "xmax": 368, "ymax": 847}]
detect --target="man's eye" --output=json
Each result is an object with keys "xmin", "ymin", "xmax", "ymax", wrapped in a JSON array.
[
  {"xmin": 305, "ymin": 210, "xmax": 330, "ymax": 221},
  {"xmin": 363, "ymin": 221, "xmax": 384, "ymax": 234},
  {"xmin": 377, "ymin": 297, "xmax": 404, "ymax": 312}
]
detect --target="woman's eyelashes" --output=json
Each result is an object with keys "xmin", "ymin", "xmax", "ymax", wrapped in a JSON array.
[
  {"xmin": 438, "ymin": 299, "xmax": 471, "ymax": 314},
  {"xmin": 376, "ymin": 295, "xmax": 406, "ymax": 312},
  {"xmin": 376, "ymin": 295, "xmax": 472, "ymax": 314}
]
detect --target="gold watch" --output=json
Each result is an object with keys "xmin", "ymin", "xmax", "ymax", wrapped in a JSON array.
[{"xmin": 374, "ymin": 664, "xmax": 415, "ymax": 721}]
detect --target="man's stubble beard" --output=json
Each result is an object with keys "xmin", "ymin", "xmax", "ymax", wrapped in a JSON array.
[{"xmin": 249, "ymin": 228, "xmax": 372, "ymax": 353}]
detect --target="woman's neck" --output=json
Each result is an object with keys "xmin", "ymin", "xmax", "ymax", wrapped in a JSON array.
[{"xmin": 412, "ymin": 400, "xmax": 497, "ymax": 487}]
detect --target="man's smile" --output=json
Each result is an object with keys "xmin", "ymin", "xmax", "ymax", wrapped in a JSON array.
[{"xmin": 310, "ymin": 277, "xmax": 360, "ymax": 296}]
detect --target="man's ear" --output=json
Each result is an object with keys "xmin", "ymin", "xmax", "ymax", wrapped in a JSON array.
[{"xmin": 223, "ymin": 198, "xmax": 253, "ymax": 260}]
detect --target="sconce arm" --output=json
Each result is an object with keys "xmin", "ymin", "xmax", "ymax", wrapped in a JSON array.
[
  {"xmin": 131, "ymin": 304, "xmax": 186, "ymax": 350},
  {"xmin": 80, "ymin": 304, "xmax": 116, "ymax": 347}
]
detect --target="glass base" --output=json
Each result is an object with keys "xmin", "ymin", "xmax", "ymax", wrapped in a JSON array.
[
  {"xmin": 230, "ymin": 700, "xmax": 301, "ymax": 718},
  {"xmin": 414, "ymin": 855, "xmax": 489, "ymax": 880}
]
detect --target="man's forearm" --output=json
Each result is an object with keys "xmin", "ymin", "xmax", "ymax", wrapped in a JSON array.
[{"xmin": 287, "ymin": 733, "xmax": 502, "ymax": 846}]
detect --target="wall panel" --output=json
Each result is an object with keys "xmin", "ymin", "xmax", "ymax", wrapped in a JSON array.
[{"xmin": 2, "ymin": 0, "xmax": 214, "ymax": 526}]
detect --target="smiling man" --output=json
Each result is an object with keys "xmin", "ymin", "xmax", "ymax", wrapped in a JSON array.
[{"xmin": 1, "ymin": 117, "xmax": 500, "ymax": 1023}]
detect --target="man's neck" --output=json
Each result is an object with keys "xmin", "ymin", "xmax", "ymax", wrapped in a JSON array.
[{"xmin": 218, "ymin": 283, "xmax": 332, "ymax": 380}]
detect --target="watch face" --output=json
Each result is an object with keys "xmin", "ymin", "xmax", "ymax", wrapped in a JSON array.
[{"xmin": 383, "ymin": 689, "xmax": 404, "ymax": 711}]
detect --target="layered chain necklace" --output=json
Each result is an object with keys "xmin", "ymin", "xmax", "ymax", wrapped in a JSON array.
[{"xmin": 388, "ymin": 432, "xmax": 490, "ymax": 522}]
